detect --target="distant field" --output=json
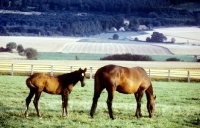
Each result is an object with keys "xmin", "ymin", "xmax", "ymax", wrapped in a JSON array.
[
  {"xmin": 0, "ymin": 36, "xmax": 79, "ymax": 52},
  {"xmin": 61, "ymin": 42, "xmax": 172, "ymax": 55},
  {"xmin": 0, "ymin": 27, "xmax": 200, "ymax": 60},
  {"xmin": 128, "ymin": 27, "xmax": 200, "ymax": 45}
]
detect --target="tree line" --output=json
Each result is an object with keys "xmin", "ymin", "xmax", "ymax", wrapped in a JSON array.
[
  {"xmin": 0, "ymin": 0, "xmax": 199, "ymax": 12},
  {"xmin": 0, "ymin": 42, "xmax": 38, "ymax": 59},
  {"xmin": 0, "ymin": 0, "xmax": 199, "ymax": 36}
]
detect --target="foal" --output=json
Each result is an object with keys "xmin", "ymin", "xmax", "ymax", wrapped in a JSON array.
[{"xmin": 24, "ymin": 68, "xmax": 87, "ymax": 118}]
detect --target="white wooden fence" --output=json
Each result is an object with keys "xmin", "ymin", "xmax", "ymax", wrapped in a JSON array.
[{"xmin": 0, "ymin": 62, "xmax": 200, "ymax": 82}]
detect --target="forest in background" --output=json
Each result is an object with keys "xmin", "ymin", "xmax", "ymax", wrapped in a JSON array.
[{"xmin": 0, "ymin": 0, "xmax": 200, "ymax": 36}]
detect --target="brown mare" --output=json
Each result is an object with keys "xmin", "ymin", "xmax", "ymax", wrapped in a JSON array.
[
  {"xmin": 90, "ymin": 64, "xmax": 156, "ymax": 119},
  {"xmin": 24, "ymin": 68, "xmax": 87, "ymax": 118}
]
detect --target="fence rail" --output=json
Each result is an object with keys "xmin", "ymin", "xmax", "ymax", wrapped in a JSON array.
[{"xmin": 0, "ymin": 62, "xmax": 200, "ymax": 82}]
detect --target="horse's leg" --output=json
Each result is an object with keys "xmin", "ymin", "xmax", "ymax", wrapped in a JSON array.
[
  {"xmin": 61, "ymin": 96, "xmax": 65, "ymax": 117},
  {"xmin": 33, "ymin": 91, "xmax": 42, "ymax": 118},
  {"xmin": 134, "ymin": 91, "xmax": 144, "ymax": 118},
  {"xmin": 106, "ymin": 89, "xmax": 115, "ymax": 120},
  {"xmin": 62, "ymin": 94, "xmax": 69, "ymax": 118},
  {"xmin": 24, "ymin": 89, "xmax": 35, "ymax": 117},
  {"xmin": 90, "ymin": 87, "xmax": 104, "ymax": 118}
]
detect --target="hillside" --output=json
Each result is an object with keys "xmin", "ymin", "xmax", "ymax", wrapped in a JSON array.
[{"xmin": 0, "ymin": 1, "xmax": 199, "ymax": 37}]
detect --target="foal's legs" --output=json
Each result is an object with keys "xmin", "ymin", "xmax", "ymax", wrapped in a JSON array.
[
  {"xmin": 62, "ymin": 94, "xmax": 69, "ymax": 118},
  {"xmin": 90, "ymin": 87, "xmax": 104, "ymax": 118},
  {"xmin": 33, "ymin": 91, "xmax": 42, "ymax": 118},
  {"xmin": 134, "ymin": 90, "xmax": 144, "ymax": 118},
  {"xmin": 24, "ymin": 89, "xmax": 35, "ymax": 117}
]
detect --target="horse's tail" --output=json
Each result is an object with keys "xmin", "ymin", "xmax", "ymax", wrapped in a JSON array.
[
  {"xmin": 26, "ymin": 77, "xmax": 36, "ymax": 89},
  {"xmin": 94, "ymin": 69, "xmax": 101, "ymax": 93}
]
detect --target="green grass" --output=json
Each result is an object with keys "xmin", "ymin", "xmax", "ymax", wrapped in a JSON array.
[
  {"xmin": 38, "ymin": 52, "xmax": 197, "ymax": 62},
  {"xmin": 38, "ymin": 53, "xmax": 108, "ymax": 60},
  {"xmin": 0, "ymin": 75, "xmax": 200, "ymax": 128}
]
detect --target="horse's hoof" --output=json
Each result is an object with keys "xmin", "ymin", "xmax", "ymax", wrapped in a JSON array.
[
  {"xmin": 90, "ymin": 113, "xmax": 94, "ymax": 118},
  {"xmin": 135, "ymin": 113, "xmax": 142, "ymax": 118},
  {"xmin": 62, "ymin": 115, "xmax": 69, "ymax": 118},
  {"xmin": 110, "ymin": 116, "xmax": 115, "ymax": 120},
  {"xmin": 38, "ymin": 115, "xmax": 42, "ymax": 119},
  {"xmin": 24, "ymin": 112, "xmax": 28, "ymax": 118},
  {"xmin": 149, "ymin": 115, "xmax": 153, "ymax": 118}
]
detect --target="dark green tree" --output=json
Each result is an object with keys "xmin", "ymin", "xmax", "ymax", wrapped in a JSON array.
[
  {"xmin": 22, "ymin": 0, "xmax": 27, "ymax": 8},
  {"xmin": 150, "ymin": 32, "xmax": 167, "ymax": 42},
  {"xmin": 146, "ymin": 37, "xmax": 151, "ymax": 42},
  {"xmin": 6, "ymin": 42, "xmax": 17, "ymax": 51},
  {"xmin": 65, "ymin": 0, "xmax": 70, "ymax": 10},
  {"xmin": 10, "ymin": 0, "xmax": 16, "ymax": 7},
  {"xmin": 17, "ymin": 44, "xmax": 24, "ymax": 53},
  {"xmin": 24, "ymin": 48, "xmax": 38, "ymax": 60},
  {"xmin": 0, "ymin": 26, "xmax": 8, "ymax": 35},
  {"xmin": 113, "ymin": 34, "xmax": 119, "ymax": 40}
]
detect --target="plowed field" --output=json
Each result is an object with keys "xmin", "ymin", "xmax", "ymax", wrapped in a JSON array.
[{"xmin": 62, "ymin": 42, "xmax": 172, "ymax": 55}]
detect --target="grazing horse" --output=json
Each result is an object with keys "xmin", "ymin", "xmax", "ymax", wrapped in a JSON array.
[
  {"xmin": 90, "ymin": 64, "xmax": 156, "ymax": 119},
  {"xmin": 24, "ymin": 68, "xmax": 87, "ymax": 118}
]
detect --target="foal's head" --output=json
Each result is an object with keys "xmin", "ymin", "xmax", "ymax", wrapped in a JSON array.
[
  {"xmin": 78, "ymin": 68, "xmax": 87, "ymax": 87},
  {"xmin": 147, "ymin": 95, "xmax": 156, "ymax": 118}
]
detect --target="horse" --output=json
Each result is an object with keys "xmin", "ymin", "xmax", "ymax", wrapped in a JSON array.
[
  {"xmin": 90, "ymin": 64, "xmax": 156, "ymax": 119},
  {"xmin": 24, "ymin": 68, "xmax": 87, "ymax": 118}
]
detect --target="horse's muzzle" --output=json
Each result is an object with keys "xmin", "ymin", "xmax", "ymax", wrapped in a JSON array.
[{"xmin": 81, "ymin": 82, "xmax": 85, "ymax": 87}]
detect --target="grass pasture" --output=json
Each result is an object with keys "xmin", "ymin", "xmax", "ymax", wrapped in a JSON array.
[
  {"xmin": 0, "ymin": 75, "xmax": 199, "ymax": 128},
  {"xmin": 37, "ymin": 52, "xmax": 197, "ymax": 62}
]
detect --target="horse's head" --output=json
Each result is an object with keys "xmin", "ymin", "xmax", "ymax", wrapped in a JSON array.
[
  {"xmin": 147, "ymin": 95, "xmax": 156, "ymax": 118},
  {"xmin": 78, "ymin": 68, "xmax": 87, "ymax": 87}
]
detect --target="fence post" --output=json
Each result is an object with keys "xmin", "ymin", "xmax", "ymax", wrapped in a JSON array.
[
  {"xmin": 168, "ymin": 70, "xmax": 170, "ymax": 82},
  {"xmin": 31, "ymin": 65, "xmax": 34, "ymax": 75},
  {"xmin": 148, "ymin": 69, "xmax": 151, "ymax": 78},
  {"xmin": 70, "ymin": 66, "xmax": 73, "ymax": 72},
  {"xmin": 187, "ymin": 71, "xmax": 190, "ymax": 83},
  {"xmin": 11, "ymin": 64, "xmax": 14, "ymax": 76},
  {"xmin": 90, "ymin": 67, "xmax": 92, "ymax": 79},
  {"xmin": 50, "ymin": 65, "xmax": 53, "ymax": 76}
]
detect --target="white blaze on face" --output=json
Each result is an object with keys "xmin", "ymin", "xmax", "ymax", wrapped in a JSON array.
[{"xmin": 81, "ymin": 73, "xmax": 84, "ymax": 77}]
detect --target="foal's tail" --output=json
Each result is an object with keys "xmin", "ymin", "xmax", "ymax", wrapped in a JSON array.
[{"xmin": 26, "ymin": 77, "xmax": 36, "ymax": 89}]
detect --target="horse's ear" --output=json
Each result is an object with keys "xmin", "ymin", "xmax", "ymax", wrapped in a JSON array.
[
  {"xmin": 79, "ymin": 68, "xmax": 81, "ymax": 71},
  {"xmin": 154, "ymin": 95, "xmax": 156, "ymax": 100},
  {"xmin": 84, "ymin": 68, "xmax": 87, "ymax": 72}
]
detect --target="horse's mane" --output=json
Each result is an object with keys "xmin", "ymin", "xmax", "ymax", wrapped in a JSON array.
[
  {"xmin": 57, "ymin": 70, "xmax": 80, "ymax": 86},
  {"xmin": 58, "ymin": 70, "xmax": 78, "ymax": 77}
]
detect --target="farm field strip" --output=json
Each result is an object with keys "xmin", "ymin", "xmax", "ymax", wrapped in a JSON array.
[
  {"xmin": 154, "ymin": 44, "xmax": 200, "ymax": 55},
  {"xmin": 154, "ymin": 27, "xmax": 200, "ymax": 44},
  {"xmin": 61, "ymin": 42, "xmax": 172, "ymax": 55},
  {"xmin": 0, "ymin": 36, "xmax": 79, "ymax": 52}
]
